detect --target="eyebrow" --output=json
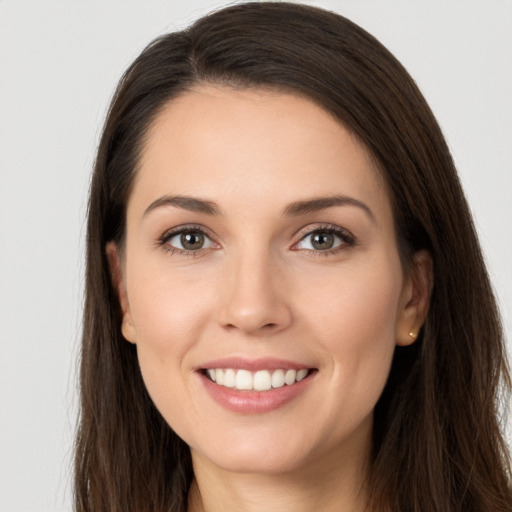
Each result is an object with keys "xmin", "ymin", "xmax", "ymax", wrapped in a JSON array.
[
  {"xmin": 144, "ymin": 195, "xmax": 221, "ymax": 216},
  {"xmin": 143, "ymin": 194, "xmax": 375, "ymax": 223},
  {"xmin": 282, "ymin": 195, "xmax": 375, "ymax": 223}
]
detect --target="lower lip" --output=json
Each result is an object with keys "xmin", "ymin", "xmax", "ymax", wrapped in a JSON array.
[{"xmin": 199, "ymin": 371, "xmax": 315, "ymax": 414}]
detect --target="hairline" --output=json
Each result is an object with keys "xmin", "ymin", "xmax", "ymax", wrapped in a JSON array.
[{"xmin": 117, "ymin": 79, "xmax": 412, "ymax": 271}]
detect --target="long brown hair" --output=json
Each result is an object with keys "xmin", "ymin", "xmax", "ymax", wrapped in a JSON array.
[{"xmin": 75, "ymin": 3, "xmax": 512, "ymax": 511}]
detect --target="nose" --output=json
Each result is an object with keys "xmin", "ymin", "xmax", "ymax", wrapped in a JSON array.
[{"xmin": 217, "ymin": 248, "xmax": 293, "ymax": 336}]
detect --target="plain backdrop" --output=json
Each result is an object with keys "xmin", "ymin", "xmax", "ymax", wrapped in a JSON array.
[{"xmin": 0, "ymin": 1, "xmax": 511, "ymax": 510}]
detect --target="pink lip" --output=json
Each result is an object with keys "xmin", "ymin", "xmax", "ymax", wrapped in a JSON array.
[
  {"xmin": 196, "ymin": 362, "xmax": 317, "ymax": 414},
  {"xmin": 197, "ymin": 356, "xmax": 312, "ymax": 372}
]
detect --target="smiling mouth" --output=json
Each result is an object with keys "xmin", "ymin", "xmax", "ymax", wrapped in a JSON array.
[{"xmin": 202, "ymin": 368, "xmax": 316, "ymax": 391}]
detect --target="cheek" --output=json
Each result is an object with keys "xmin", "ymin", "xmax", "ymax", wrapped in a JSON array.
[
  {"xmin": 298, "ymin": 256, "xmax": 403, "ymax": 400},
  {"xmin": 126, "ymin": 256, "xmax": 210, "ymax": 347},
  {"xmin": 301, "ymin": 255, "xmax": 402, "ymax": 341},
  {"xmin": 126, "ymin": 271, "xmax": 207, "ymax": 438},
  {"xmin": 124, "ymin": 259, "xmax": 210, "ymax": 404}
]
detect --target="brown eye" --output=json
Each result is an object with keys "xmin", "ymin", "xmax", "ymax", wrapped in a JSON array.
[
  {"xmin": 166, "ymin": 229, "xmax": 214, "ymax": 252},
  {"xmin": 181, "ymin": 231, "xmax": 205, "ymax": 250},
  {"xmin": 310, "ymin": 231, "xmax": 335, "ymax": 250},
  {"xmin": 295, "ymin": 227, "xmax": 353, "ymax": 252}
]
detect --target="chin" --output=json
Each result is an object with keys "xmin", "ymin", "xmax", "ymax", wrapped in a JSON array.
[{"xmin": 191, "ymin": 433, "xmax": 312, "ymax": 475}]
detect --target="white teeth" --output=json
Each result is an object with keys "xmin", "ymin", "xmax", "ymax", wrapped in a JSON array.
[
  {"xmin": 284, "ymin": 369, "xmax": 296, "ymax": 385},
  {"xmin": 296, "ymin": 369, "xmax": 308, "ymax": 381},
  {"xmin": 271, "ymin": 369, "xmax": 285, "ymax": 388},
  {"xmin": 253, "ymin": 370, "xmax": 272, "ymax": 391},
  {"xmin": 223, "ymin": 369, "xmax": 236, "ymax": 388},
  {"xmin": 205, "ymin": 368, "xmax": 310, "ymax": 391},
  {"xmin": 235, "ymin": 369, "xmax": 253, "ymax": 390}
]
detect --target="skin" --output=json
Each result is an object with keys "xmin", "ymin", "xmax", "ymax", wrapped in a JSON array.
[{"xmin": 108, "ymin": 86, "xmax": 432, "ymax": 512}]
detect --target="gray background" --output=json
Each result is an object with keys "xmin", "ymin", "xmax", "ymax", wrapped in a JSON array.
[{"xmin": 1, "ymin": 1, "xmax": 511, "ymax": 510}]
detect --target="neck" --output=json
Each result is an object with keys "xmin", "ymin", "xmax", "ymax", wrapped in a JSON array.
[{"xmin": 187, "ymin": 438, "xmax": 371, "ymax": 512}]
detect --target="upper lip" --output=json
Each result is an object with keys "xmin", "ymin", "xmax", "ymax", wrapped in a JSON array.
[{"xmin": 197, "ymin": 356, "xmax": 315, "ymax": 372}]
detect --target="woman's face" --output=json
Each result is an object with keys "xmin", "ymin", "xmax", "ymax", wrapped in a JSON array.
[{"xmin": 111, "ymin": 86, "xmax": 427, "ymax": 477}]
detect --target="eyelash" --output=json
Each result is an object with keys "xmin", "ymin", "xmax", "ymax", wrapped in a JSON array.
[
  {"xmin": 157, "ymin": 223, "xmax": 356, "ymax": 257},
  {"xmin": 294, "ymin": 224, "xmax": 356, "ymax": 257},
  {"xmin": 157, "ymin": 224, "xmax": 214, "ymax": 258}
]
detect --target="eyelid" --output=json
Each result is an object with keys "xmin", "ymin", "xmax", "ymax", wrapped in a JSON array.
[
  {"xmin": 291, "ymin": 223, "xmax": 355, "ymax": 253},
  {"xmin": 157, "ymin": 222, "xmax": 355, "ymax": 256},
  {"xmin": 157, "ymin": 224, "xmax": 219, "ymax": 254}
]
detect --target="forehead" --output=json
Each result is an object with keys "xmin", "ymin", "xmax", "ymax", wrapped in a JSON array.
[{"xmin": 131, "ymin": 85, "xmax": 391, "ymax": 223}]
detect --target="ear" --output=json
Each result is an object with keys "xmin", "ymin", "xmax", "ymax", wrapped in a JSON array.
[
  {"xmin": 396, "ymin": 249, "xmax": 433, "ymax": 346},
  {"xmin": 106, "ymin": 242, "xmax": 137, "ymax": 344}
]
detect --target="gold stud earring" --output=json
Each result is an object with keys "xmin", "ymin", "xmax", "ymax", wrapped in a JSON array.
[{"xmin": 409, "ymin": 331, "xmax": 417, "ymax": 339}]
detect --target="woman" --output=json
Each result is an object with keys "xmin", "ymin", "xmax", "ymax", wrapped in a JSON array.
[{"xmin": 75, "ymin": 2, "xmax": 512, "ymax": 511}]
